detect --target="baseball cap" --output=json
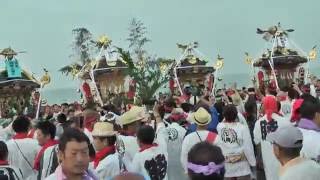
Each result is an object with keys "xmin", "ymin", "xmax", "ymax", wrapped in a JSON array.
[{"xmin": 267, "ymin": 125, "xmax": 303, "ymax": 148}]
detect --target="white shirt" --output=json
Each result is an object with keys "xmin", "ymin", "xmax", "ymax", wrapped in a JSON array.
[
  {"xmin": 254, "ymin": 113, "xmax": 292, "ymax": 180},
  {"xmin": 156, "ymin": 122, "xmax": 187, "ymax": 180},
  {"xmin": 38, "ymin": 145, "xmax": 59, "ymax": 180},
  {"xmin": 280, "ymin": 100, "xmax": 292, "ymax": 119},
  {"xmin": 84, "ymin": 128, "xmax": 94, "ymax": 143},
  {"xmin": 132, "ymin": 145, "xmax": 169, "ymax": 180},
  {"xmin": 280, "ymin": 158, "xmax": 320, "ymax": 180},
  {"xmin": 6, "ymin": 138, "xmax": 40, "ymax": 179},
  {"xmin": 0, "ymin": 165, "xmax": 23, "ymax": 180},
  {"xmin": 217, "ymin": 122, "xmax": 256, "ymax": 177},
  {"xmin": 95, "ymin": 153, "xmax": 120, "ymax": 179},
  {"xmin": 299, "ymin": 128, "xmax": 320, "ymax": 162},
  {"xmin": 117, "ymin": 135, "xmax": 139, "ymax": 170},
  {"xmin": 180, "ymin": 130, "xmax": 218, "ymax": 172}
]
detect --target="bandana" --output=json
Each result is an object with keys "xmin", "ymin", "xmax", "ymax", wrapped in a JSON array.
[
  {"xmin": 263, "ymin": 96, "xmax": 278, "ymax": 121},
  {"xmin": 290, "ymin": 99, "xmax": 304, "ymax": 123},
  {"xmin": 187, "ymin": 162, "xmax": 224, "ymax": 176},
  {"xmin": 13, "ymin": 132, "xmax": 29, "ymax": 140},
  {"xmin": 93, "ymin": 145, "xmax": 116, "ymax": 168}
]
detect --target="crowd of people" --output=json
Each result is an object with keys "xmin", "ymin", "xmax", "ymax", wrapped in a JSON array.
[{"xmin": 0, "ymin": 80, "xmax": 320, "ymax": 180}]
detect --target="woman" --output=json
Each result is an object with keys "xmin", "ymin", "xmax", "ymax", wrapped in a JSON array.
[
  {"xmin": 92, "ymin": 122, "xmax": 119, "ymax": 179},
  {"xmin": 217, "ymin": 104, "xmax": 256, "ymax": 180}
]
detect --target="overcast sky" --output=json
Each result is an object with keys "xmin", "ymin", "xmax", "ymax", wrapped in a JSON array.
[{"xmin": 0, "ymin": 0, "xmax": 319, "ymax": 90}]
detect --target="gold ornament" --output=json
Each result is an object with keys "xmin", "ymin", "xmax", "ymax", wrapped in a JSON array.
[
  {"xmin": 188, "ymin": 57, "xmax": 197, "ymax": 64},
  {"xmin": 97, "ymin": 35, "xmax": 111, "ymax": 48},
  {"xmin": 244, "ymin": 52, "xmax": 253, "ymax": 65},
  {"xmin": 214, "ymin": 55, "xmax": 224, "ymax": 70},
  {"xmin": 40, "ymin": 68, "xmax": 51, "ymax": 87},
  {"xmin": 107, "ymin": 61, "xmax": 117, "ymax": 67},
  {"xmin": 309, "ymin": 45, "xmax": 317, "ymax": 60}
]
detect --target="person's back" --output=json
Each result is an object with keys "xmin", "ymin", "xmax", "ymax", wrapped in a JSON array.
[
  {"xmin": 132, "ymin": 125, "xmax": 168, "ymax": 180},
  {"xmin": 181, "ymin": 108, "xmax": 218, "ymax": 172},
  {"xmin": 6, "ymin": 116, "xmax": 40, "ymax": 179},
  {"xmin": 6, "ymin": 138, "xmax": 39, "ymax": 178},
  {"xmin": 296, "ymin": 97, "xmax": 320, "ymax": 162},
  {"xmin": 157, "ymin": 122, "xmax": 187, "ymax": 180},
  {"xmin": 280, "ymin": 159, "xmax": 320, "ymax": 180},
  {"xmin": 0, "ymin": 141, "xmax": 23, "ymax": 180},
  {"xmin": 37, "ymin": 144, "xmax": 59, "ymax": 180},
  {"xmin": 217, "ymin": 104, "xmax": 256, "ymax": 179},
  {"xmin": 253, "ymin": 96, "xmax": 291, "ymax": 180}
]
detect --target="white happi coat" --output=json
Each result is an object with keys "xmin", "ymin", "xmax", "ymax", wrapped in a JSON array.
[
  {"xmin": 156, "ymin": 122, "xmax": 188, "ymax": 180},
  {"xmin": 0, "ymin": 165, "xmax": 23, "ymax": 180},
  {"xmin": 96, "ymin": 153, "xmax": 120, "ymax": 179},
  {"xmin": 116, "ymin": 135, "xmax": 139, "ymax": 170},
  {"xmin": 132, "ymin": 145, "xmax": 169, "ymax": 180},
  {"xmin": 38, "ymin": 145, "xmax": 59, "ymax": 180},
  {"xmin": 254, "ymin": 113, "xmax": 292, "ymax": 180},
  {"xmin": 280, "ymin": 100, "xmax": 292, "ymax": 119},
  {"xmin": 217, "ymin": 122, "xmax": 256, "ymax": 177},
  {"xmin": 6, "ymin": 138, "xmax": 40, "ymax": 179},
  {"xmin": 181, "ymin": 130, "xmax": 218, "ymax": 172},
  {"xmin": 299, "ymin": 128, "xmax": 320, "ymax": 163}
]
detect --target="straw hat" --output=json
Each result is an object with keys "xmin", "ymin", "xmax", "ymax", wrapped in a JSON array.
[
  {"xmin": 91, "ymin": 122, "xmax": 117, "ymax": 137},
  {"xmin": 191, "ymin": 107, "xmax": 212, "ymax": 126},
  {"xmin": 120, "ymin": 106, "xmax": 147, "ymax": 125}
]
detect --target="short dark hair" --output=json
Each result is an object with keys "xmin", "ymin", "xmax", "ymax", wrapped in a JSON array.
[
  {"xmin": 223, "ymin": 104, "xmax": 238, "ymax": 122},
  {"xmin": 59, "ymin": 128, "xmax": 89, "ymax": 152},
  {"xmin": 0, "ymin": 141, "xmax": 8, "ymax": 160},
  {"xmin": 188, "ymin": 142, "xmax": 225, "ymax": 180},
  {"xmin": 67, "ymin": 109, "xmax": 75, "ymax": 115},
  {"xmin": 299, "ymin": 97, "xmax": 320, "ymax": 119},
  {"xmin": 278, "ymin": 144, "xmax": 302, "ymax": 159},
  {"xmin": 277, "ymin": 101, "xmax": 281, "ymax": 112},
  {"xmin": 57, "ymin": 113, "xmax": 67, "ymax": 124},
  {"xmin": 97, "ymin": 136, "xmax": 117, "ymax": 146},
  {"xmin": 36, "ymin": 121, "xmax": 56, "ymax": 139},
  {"xmin": 300, "ymin": 94, "xmax": 318, "ymax": 104},
  {"xmin": 181, "ymin": 103, "xmax": 193, "ymax": 113},
  {"xmin": 137, "ymin": 125, "xmax": 155, "ymax": 145},
  {"xmin": 244, "ymin": 101, "xmax": 257, "ymax": 115},
  {"xmin": 12, "ymin": 116, "xmax": 30, "ymax": 133},
  {"xmin": 61, "ymin": 103, "xmax": 69, "ymax": 107},
  {"xmin": 288, "ymin": 88, "xmax": 299, "ymax": 100}
]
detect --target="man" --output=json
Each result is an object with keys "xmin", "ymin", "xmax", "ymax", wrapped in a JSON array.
[
  {"xmin": 181, "ymin": 107, "xmax": 218, "ymax": 172},
  {"xmin": 34, "ymin": 121, "xmax": 58, "ymax": 171},
  {"xmin": 297, "ymin": 96, "xmax": 320, "ymax": 162},
  {"xmin": 117, "ymin": 106, "xmax": 147, "ymax": 172},
  {"xmin": 45, "ymin": 128, "xmax": 98, "ymax": 180},
  {"xmin": 52, "ymin": 104, "xmax": 61, "ymax": 118},
  {"xmin": 6, "ymin": 116, "xmax": 40, "ymax": 179},
  {"xmin": 154, "ymin": 105, "xmax": 187, "ymax": 180},
  {"xmin": 0, "ymin": 141, "xmax": 23, "ymax": 179},
  {"xmin": 267, "ymin": 125, "xmax": 320, "ymax": 180},
  {"xmin": 187, "ymin": 142, "xmax": 225, "ymax": 180},
  {"xmin": 253, "ymin": 95, "xmax": 291, "ymax": 180},
  {"xmin": 61, "ymin": 103, "xmax": 69, "ymax": 115},
  {"xmin": 132, "ymin": 125, "xmax": 168, "ymax": 180}
]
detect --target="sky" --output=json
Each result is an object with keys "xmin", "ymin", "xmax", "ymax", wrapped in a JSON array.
[{"xmin": 0, "ymin": 0, "xmax": 320, "ymax": 91}]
